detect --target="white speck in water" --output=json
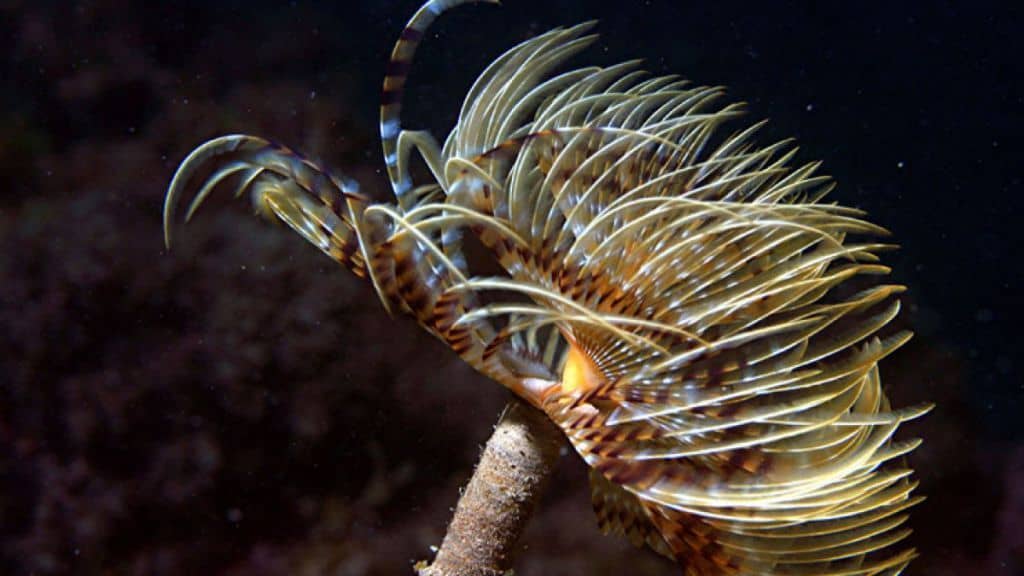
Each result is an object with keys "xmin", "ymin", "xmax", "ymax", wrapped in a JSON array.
[
  {"xmin": 897, "ymin": 161, "xmax": 905, "ymax": 169},
  {"xmin": 805, "ymin": 103, "xmax": 814, "ymax": 111},
  {"xmin": 309, "ymin": 90, "xmax": 317, "ymax": 100}
]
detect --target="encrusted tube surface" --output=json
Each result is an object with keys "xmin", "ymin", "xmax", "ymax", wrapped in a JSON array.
[{"xmin": 417, "ymin": 399, "xmax": 563, "ymax": 576}]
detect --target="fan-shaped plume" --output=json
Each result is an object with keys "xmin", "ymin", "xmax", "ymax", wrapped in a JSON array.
[{"xmin": 164, "ymin": 1, "xmax": 931, "ymax": 573}]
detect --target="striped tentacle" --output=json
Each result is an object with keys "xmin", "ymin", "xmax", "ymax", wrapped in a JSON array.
[
  {"xmin": 590, "ymin": 467, "xmax": 675, "ymax": 559},
  {"xmin": 362, "ymin": 189, "xmax": 453, "ymax": 321},
  {"xmin": 361, "ymin": 193, "xmax": 546, "ymax": 392},
  {"xmin": 380, "ymin": 0, "xmax": 499, "ymax": 208},
  {"xmin": 163, "ymin": 134, "xmax": 372, "ymax": 278},
  {"xmin": 437, "ymin": 22, "xmax": 602, "ymax": 283},
  {"xmin": 443, "ymin": 21, "xmax": 599, "ymax": 161}
]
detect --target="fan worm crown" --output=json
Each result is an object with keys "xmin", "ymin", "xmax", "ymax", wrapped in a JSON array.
[{"xmin": 163, "ymin": 2, "xmax": 931, "ymax": 574}]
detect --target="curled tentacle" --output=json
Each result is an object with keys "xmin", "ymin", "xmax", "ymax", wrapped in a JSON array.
[
  {"xmin": 380, "ymin": 0, "xmax": 500, "ymax": 206},
  {"xmin": 163, "ymin": 134, "xmax": 376, "ymax": 281}
]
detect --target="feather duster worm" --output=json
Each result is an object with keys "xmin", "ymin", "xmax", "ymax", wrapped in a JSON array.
[{"xmin": 164, "ymin": 1, "xmax": 932, "ymax": 573}]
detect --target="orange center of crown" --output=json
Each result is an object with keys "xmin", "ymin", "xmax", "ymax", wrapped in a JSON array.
[{"xmin": 561, "ymin": 342, "xmax": 603, "ymax": 395}]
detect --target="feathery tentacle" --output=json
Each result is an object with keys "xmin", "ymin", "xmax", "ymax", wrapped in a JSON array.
[{"xmin": 380, "ymin": 0, "xmax": 500, "ymax": 207}]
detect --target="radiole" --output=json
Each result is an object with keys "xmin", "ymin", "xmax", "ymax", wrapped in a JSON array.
[{"xmin": 164, "ymin": 1, "xmax": 931, "ymax": 573}]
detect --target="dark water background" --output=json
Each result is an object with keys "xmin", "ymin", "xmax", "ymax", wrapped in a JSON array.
[{"xmin": 1, "ymin": 1, "xmax": 1020, "ymax": 574}]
